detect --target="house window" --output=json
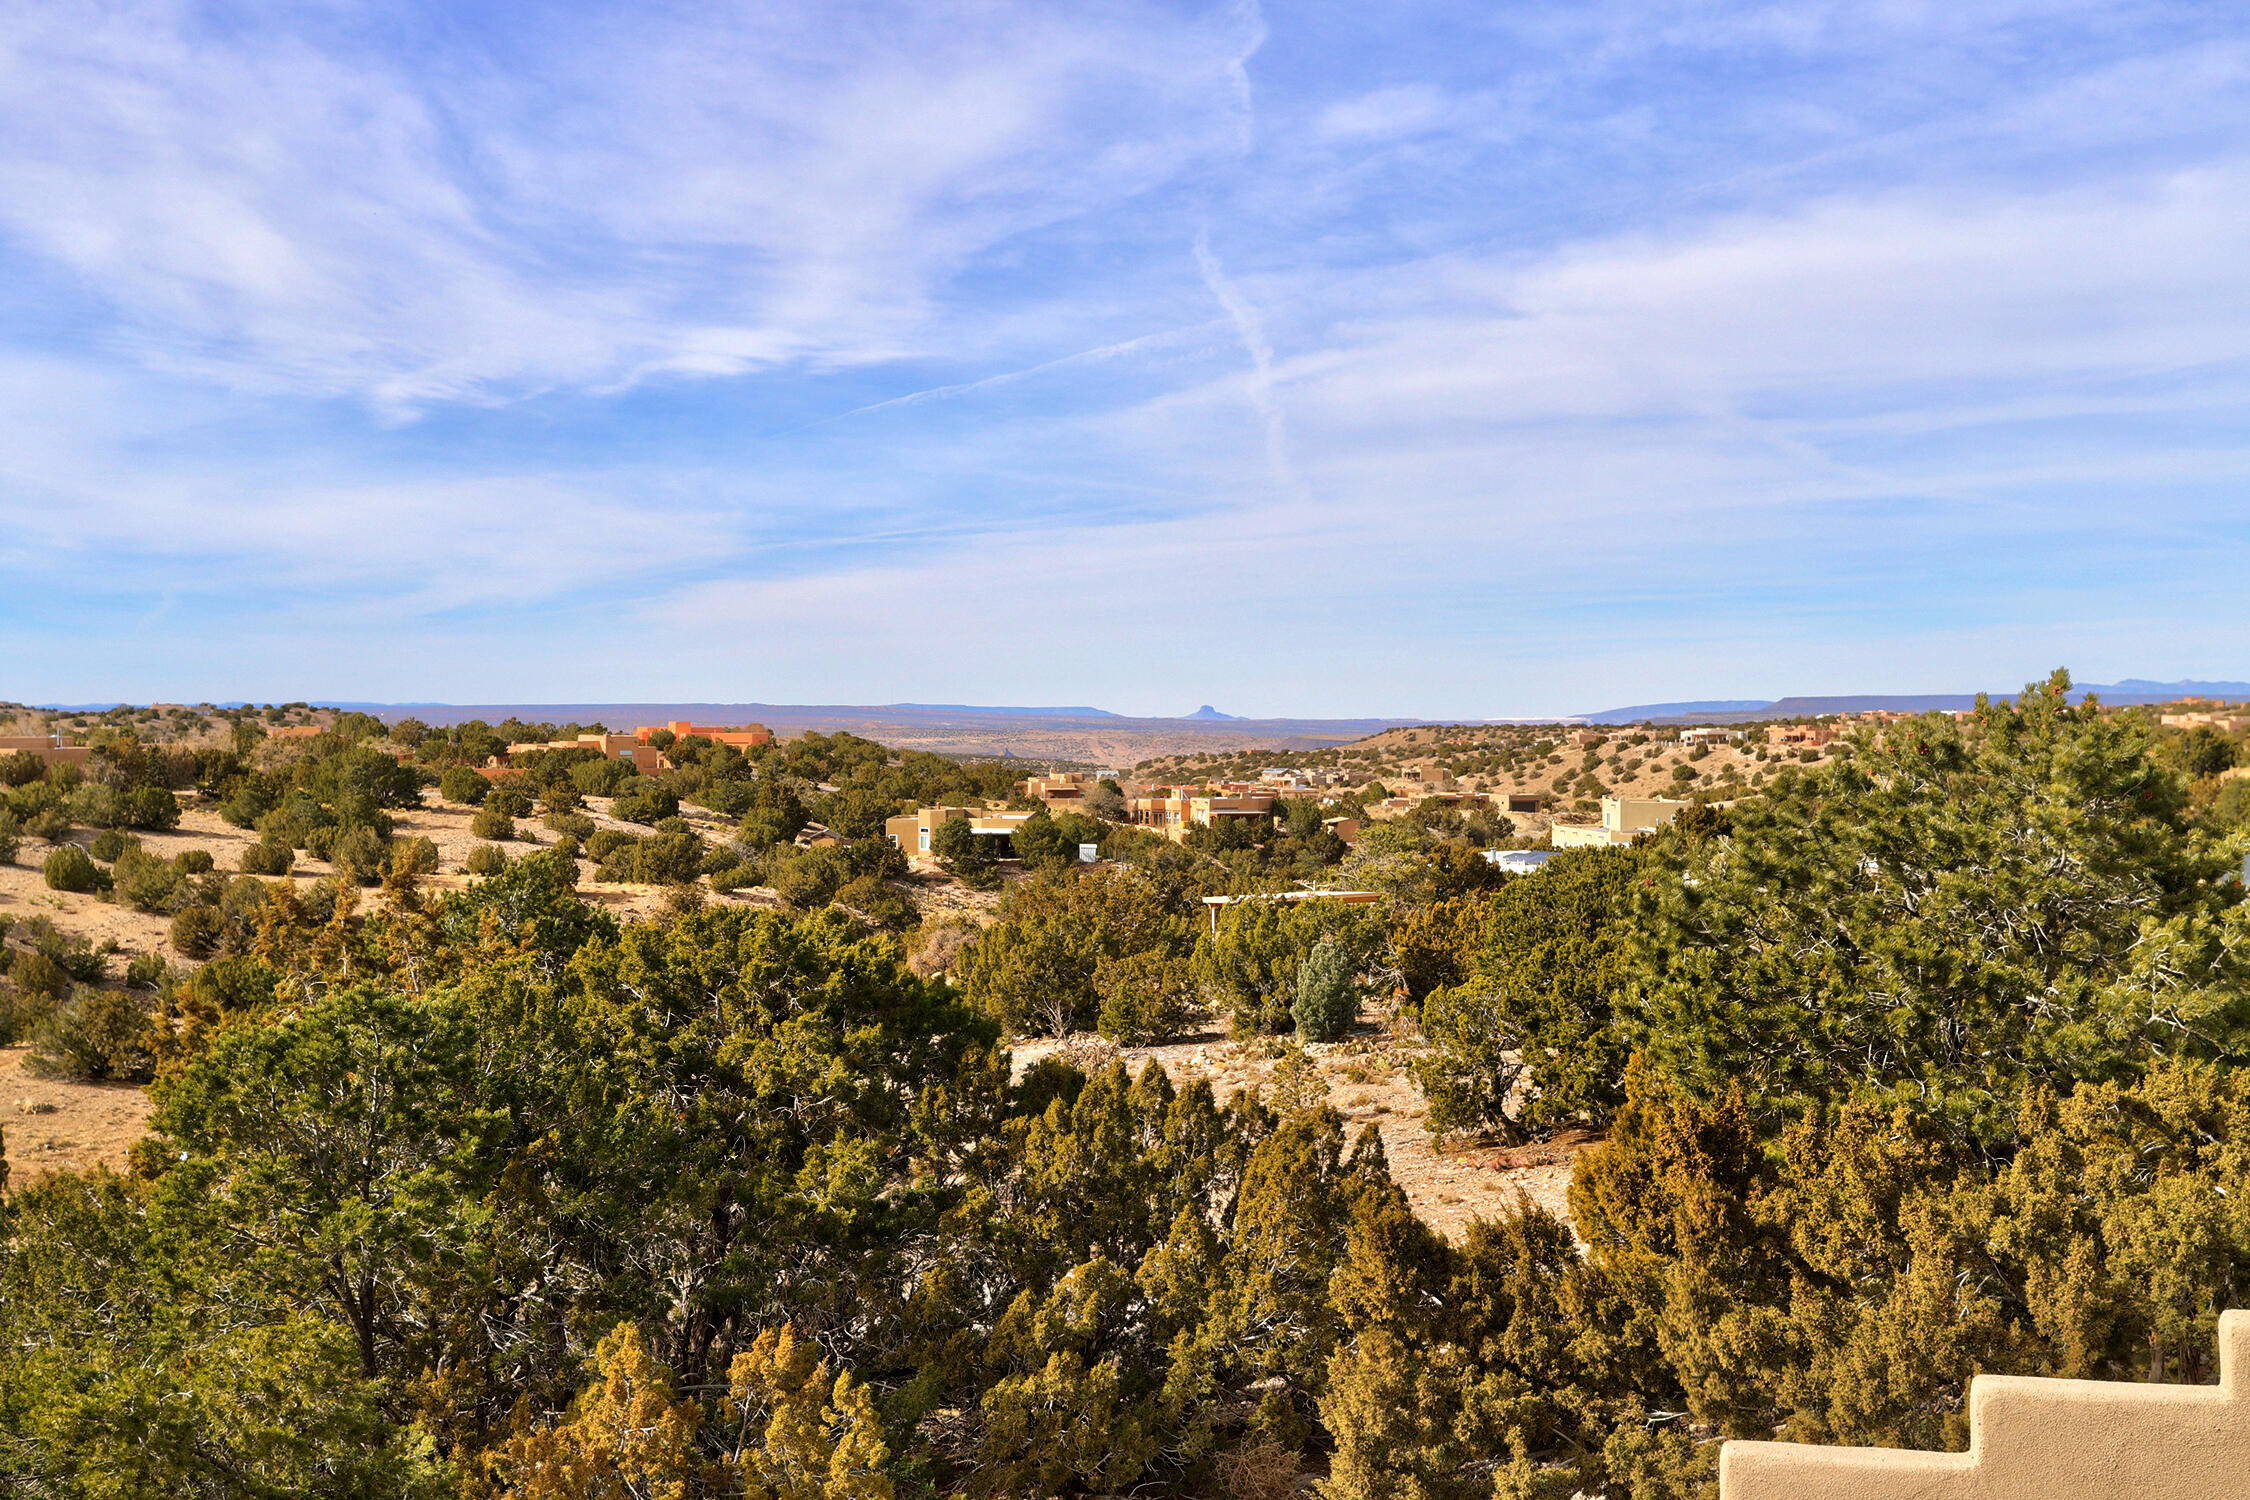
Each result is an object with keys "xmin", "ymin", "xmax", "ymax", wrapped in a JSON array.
[{"xmin": 918, "ymin": 830, "xmax": 930, "ymax": 852}]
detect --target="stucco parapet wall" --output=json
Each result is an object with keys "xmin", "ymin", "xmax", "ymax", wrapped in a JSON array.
[{"xmin": 1720, "ymin": 1309, "xmax": 2250, "ymax": 1499}]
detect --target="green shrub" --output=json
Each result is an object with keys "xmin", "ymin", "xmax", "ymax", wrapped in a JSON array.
[
  {"xmin": 932, "ymin": 812, "xmax": 1000, "ymax": 888},
  {"xmin": 256, "ymin": 805, "xmax": 312, "ymax": 850},
  {"xmin": 1196, "ymin": 901, "xmax": 1378, "ymax": 1037},
  {"xmin": 219, "ymin": 779, "xmax": 278, "ymax": 827},
  {"xmin": 0, "ymin": 810, "xmax": 19, "ymax": 865},
  {"xmin": 585, "ymin": 829, "xmax": 637, "ymax": 864},
  {"xmin": 533, "ymin": 844, "xmax": 584, "ymax": 887},
  {"xmin": 239, "ymin": 838, "xmax": 294, "ymax": 876},
  {"xmin": 90, "ymin": 828, "xmax": 128, "ymax": 862},
  {"xmin": 8, "ymin": 948, "xmax": 70, "ymax": 1005},
  {"xmin": 0, "ymin": 985, "xmax": 58, "ymax": 1046},
  {"xmin": 28, "ymin": 807, "xmax": 71, "ymax": 844},
  {"xmin": 609, "ymin": 779, "xmax": 679, "ymax": 826},
  {"xmin": 708, "ymin": 863, "xmax": 759, "ymax": 893},
  {"xmin": 173, "ymin": 847, "xmax": 216, "ymax": 874},
  {"xmin": 27, "ymin": 988, "xmax": 157, "ymax": 1082},
  {"xmin": 1095, "ymin": 950, "xmax": 1198, "ymax": 1046},
  {"xmin": 486, "ymin": 786, "xmax": 535, "ymax": 819},
  {"xmin": 470, "ymin": 806, "xmax": 517, "ymax": 842},
  {"xmin": 388, "ymin": 836, "xmax": 440, "ymax": 875},
  {"xmin": 170, "ymin": 903, "xmax": 225, "ymax": 959},
  {"xmin": 187, "ymin": 954, "xmax": 279, "ymax": 1015},
  {"xmin": 696, "ymin": 779, "xmax": 755, "ymax": 818},
  {"xmin": 112, "ymin": 847, "xmax": 182, "ymax": 913},
  {"xmin": 331, "ymin": 825, "xmax": 388, "ymax": 885},
  {"xmin": 833, "ymin": 873, "xmax": 918, "ymax": 931},
  {"xmin": 438, "ymin": 766, "xmax": 490, "ymax": 805},
  {"xmin": 543, "ymin": 810, "xmax": 596, "ymax": 840},
  {"xmin": 636, "ymin": 830, "xmax": 702, "ymax": 882},
  {"xmin": 27, "ymin": 925, "xmax": 107, "ymax": 984},
  {"xmin": 1291, "ymin": 938, "xmax": 1357, "ymax": 1042},
  {"xmin": 125, "ymin": 952, "xmax": 168, "ymax": 988},
  {"xmin": 769, "ymin": 847, "xmax": 849, "ymax": 909},
  {"xmin": 571, "ymin": 757, "xmax": 636, "ymax": 797},
  {"xmin": 127, "ymin": 785, "xmax": 181, "ymax": 830},
  {"xmin": 71, "ymin": 784, "xmax": 129, "ymax": 829},
  {"xmin": 596, "ymin": 828, "xmax": 705, "ymax": 886},
  {"xmin": 847, "ymin": 836, "xmax": 909, "ymax": 883},
  {"xmin": 698, "ymin": 844, "xmax": 746, "ymax": 878},
  {"xmin": 44, "ymin": 844, "xmax": 100, "ymax": 893},
  {"xmin": 466, "ymin": 845, "xmax": 508, "ymax": 877}
]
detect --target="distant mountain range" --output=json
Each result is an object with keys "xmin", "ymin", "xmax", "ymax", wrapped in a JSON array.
[
  {"xmin": 1579, "ymin": 680, "xmax": 2250, "ymax": 725},
  {"xmin": 309, "ymin": 702, "xmax": 1427, "ymax": 761},
  {"xmin": 28, "ymin": 680, "xmax": 2248, "ymax": 744}
]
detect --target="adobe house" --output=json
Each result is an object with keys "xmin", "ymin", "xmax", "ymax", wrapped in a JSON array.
[
  {"xmin": 506, "ymin": 732, "xmax": 667, "ymax": 773},
  {"xmin": 1550, "ymin": 796, "xmax": 1689, "ymax": 848},
  {"xmin": 635, "ymin": 720, "xmax": 773, "ymax": 748},
  {"xmin": 885, "ymin": 806, "xmax": 1037, "ymax": 858},
  {"xmin": 1723, "ymin": 1309, "xmax": 2250, "ymax": 1500},
  {"xmin": 1016, "ymin": 772, "xmax": 1093, "ymax": 804},
  {"xmin": 0, "ymin": 734, "xmax": 91, "ymax": 770},
  {"xmin": 1125, "ymin": 786, "xmax": 1276, "ymax": 836}
]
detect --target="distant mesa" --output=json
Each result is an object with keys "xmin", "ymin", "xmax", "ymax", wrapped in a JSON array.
[
  {"xmin": 1186, "ymin": 705, "xmax": 1241, "ymax": 720},
  {"xmin": 1580, "ymin": 678, "xmax": 2250, "ymax": 725},
  {"xmin": 889, "ymin": 703, "xmax": 1121, "ymax": 719},
  {"xmin": 1576, "ymin": 700, "xmax": 1773, "ymax": 725}
]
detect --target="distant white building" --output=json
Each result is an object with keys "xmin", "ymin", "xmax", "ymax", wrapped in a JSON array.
[{"xmin": 1482, "ymin": 849, "xmax": 1556, "ymax": 874}]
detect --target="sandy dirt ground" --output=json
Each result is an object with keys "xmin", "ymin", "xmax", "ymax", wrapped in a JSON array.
[
  {"xmin": 1010, "ymin": 1022, "xmax": 1589, "ymax": 1240},
  {"xmin": 1, "ymin": 1045, "xmax": 154, "ymax": 1185}
]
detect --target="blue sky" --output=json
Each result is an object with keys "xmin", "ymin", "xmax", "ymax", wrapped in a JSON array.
[{"xmin": 4, "ymin": 0, "xmax": 2248, "ymax": 716}]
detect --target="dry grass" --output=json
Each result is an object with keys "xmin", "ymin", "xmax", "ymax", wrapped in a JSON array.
[{"xmin": 1214, "ymin": 1440, "xmax": 1302, "ymax": 1500}]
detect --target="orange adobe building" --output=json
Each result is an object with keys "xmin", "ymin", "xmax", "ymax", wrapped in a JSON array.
[{"xmin": 634, "ymin": 721, "xmax": 773, "ymax": 749}]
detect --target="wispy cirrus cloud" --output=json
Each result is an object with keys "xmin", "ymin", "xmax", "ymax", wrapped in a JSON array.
[
  {"xmin": 0, "ymin": 0, "xmax": 1258, "ymax": 409},
  {"xmin": 4, "ymin": 0, "xmax": 2250, "ymax": 711}
]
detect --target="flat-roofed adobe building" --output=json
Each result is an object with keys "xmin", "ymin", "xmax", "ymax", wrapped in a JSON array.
[
  {"xmin": 0, "ymin": 734, "xmax": 90, "ymax": 770},
  {"xmin": 2163, "ymin": 710, "xmax": 2250, "ymax": 733},
  {"xmin": 634, "ymin": 721, "xmax": 773, "ymax": 749},
  {"xmin": 1017, "ymin": 772, "xmax": 1094, "ymax": 805},
  {"xmin": 495, "ymin": 728, "xmax": 661, "ymax": 773},
  {"xmin": 886, "ymin": 806, "xmax": 1038, "ymax": 858},
  {"xmin": 1550, "ymin": 796, "xmax": 1690, "ymax": 848},
  {"xmin": 509, "ymin": 732, "xmax": 639, "ymax": 759},
  {"xmin": 1127, "ymin": 787, "xmax": 1276, "ymax": 837}
]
